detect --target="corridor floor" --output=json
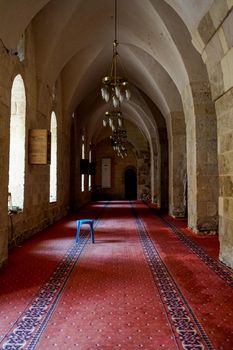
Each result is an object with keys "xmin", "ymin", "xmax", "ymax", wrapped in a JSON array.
[{"xmin": 0, "ymin": 201, "xmax": 232, "ymax": 350}]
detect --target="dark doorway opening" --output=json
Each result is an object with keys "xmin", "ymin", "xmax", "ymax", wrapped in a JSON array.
[{"xmin": 124, "ymin": 169, "xmax": 137, "ymax": 199}]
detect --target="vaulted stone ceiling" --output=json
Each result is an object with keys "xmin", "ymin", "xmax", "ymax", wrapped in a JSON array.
[{"xmin": 0, "ymin": 0, "xmax": 214, "ymax": 140}]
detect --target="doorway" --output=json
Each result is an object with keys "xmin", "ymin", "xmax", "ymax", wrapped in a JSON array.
[{"xmin": 124, "ymin": 168, "xmax": 137, "ymax": 199}]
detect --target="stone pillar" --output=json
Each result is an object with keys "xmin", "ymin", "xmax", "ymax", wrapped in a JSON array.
[
  {"xmin": 137, "ymin": 150, "xmax": 151, "ymax": 200},
  {"xmin": 150, "ymin": 136, "xmax": 159, "ymax": 205},
  {"xmin": 152, "ymin": 151, "xmax": 159, "ymax": 205},
  {"xmin": 215, "ymin": 88, "xmax": 233, "ymax": 268},
  {"xmin": 169, "ymin": 112, "xmax": 187, "ymax": 217},
  {"xmin": 183, "ymin": 82, "xmax": 218, "ymax": 232},
  {"xmin": 196, "ymin": 0, "xmax": 233, "ymax": 267}
]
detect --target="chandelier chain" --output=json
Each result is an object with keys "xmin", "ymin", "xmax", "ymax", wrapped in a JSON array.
[{"xmin": 115, "ymin": 0, "xmax": 117, "ymax": 43}]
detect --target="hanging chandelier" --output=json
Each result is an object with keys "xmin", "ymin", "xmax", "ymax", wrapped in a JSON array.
[
  {"xmin": 103, "ymin": 109, "xmax": 123, "ymax": 131},
  {"xmin": 101, "ymin": 0, "xmax": 131, "ymax": 108},
  {"xmin": 110, "ymin": 129, "xmax": 128, "ymax": 158}
]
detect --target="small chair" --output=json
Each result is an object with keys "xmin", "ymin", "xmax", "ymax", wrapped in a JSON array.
[{"xmin": 76, "ymin": 219, "xmax": 95, "ymax": 244}]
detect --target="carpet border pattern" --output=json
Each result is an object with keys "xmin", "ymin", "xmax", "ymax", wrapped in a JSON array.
[
  {"xmin": 0, "ymin": 235, "xmax": 89, "ymax": 350},
  {"xmin": 0, "ymin": 203, "xmax": 108, "ymax": 350},
  {"xmin": 132, "ymin": 203, "xmax": 215, "ymax": 350},
  {"xmin": 149, "ymin": 206, "xmax": 233, "ymax": 287}
]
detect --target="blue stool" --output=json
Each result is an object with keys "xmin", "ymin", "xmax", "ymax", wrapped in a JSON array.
[{"xmin": 76, "ymin": 219, "xmax": 95, "ymax": 244}]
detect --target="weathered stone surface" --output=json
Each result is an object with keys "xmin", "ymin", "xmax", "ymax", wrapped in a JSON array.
[
  {"xmin": 218, "ymin": 27, "xmax": 229, "ymax": 54},
  {"xmin": 219, "ymin": 176, "xmax": 233, "ymax": 197},
  {"xmin": 203, "ymin": 11, "xmax": 233, "ymax": 267},
  {"xmin": 92, "ymin": 121, "xmax": 147, "ymax": 201},
  {"xmin": 209, "ymin": 0, "xmax": 228, "ymax": 29},
  {"xmin": 215, "ymin": 86, "xmax": 233, "ymax": 118},
  {"xmin": 0, "ymin": 26, "xmax": 71, "ymax": 267},
  {"xmin": 219, "ymin": 215, "xmax": 233, "ymax": 268},
  {"xmin": 138, "ymin": 150, "xmax": 151, "ymax": 201},
  {"xmin": 169, "ymin": 111, "xmax": 186, "ymax": 217},
  {"xmin": 227, "ymin": 0, "xmax": 233, "ymax": 9},
  {"xmin": 221, "ymin": 47, "xmax": 233, "ymax": 91},
  {"xmin": 181, "ymin": 80, "xmax": 219, "ymax": 233},
  {"xmin": 205, "ymin": 32, "xmax": 224, "ymax": 69},
  {"xmin": 206, "ymin": 62, "xmax": 225, "ymax": 101},
  {"xmin": 223, "ymin": 198, "xmax": 233, "ymax": 219},
  {"xmin": 219, "ymin": 132, "xmax": 233, "ymax": 153},
  {"xmin": 198, "ymin": 12, "xmax": 216, "ymax": 45},
  {"xmin": 219, "ymin": 151, "xmax": 233, "ymax": 174},
  {"xmin": 222, "ymin": 10, "xmax": 233, "ymax": 48}
]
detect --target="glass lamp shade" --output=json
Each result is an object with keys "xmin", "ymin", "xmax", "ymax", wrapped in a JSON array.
[
  {"xmin": 113, "ymin": 95, "xmax": 120, "ymax": 108},
  {"xmin": 125, "ymin": 89, "xmax": 131, "ymax": 100}
]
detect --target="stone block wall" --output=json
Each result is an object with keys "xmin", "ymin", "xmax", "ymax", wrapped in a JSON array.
[
  {"xmin": 196, "ymin": 0, "xmax": 233, "ymax": 267},
  {"xmin": 93, "ymin": 138, "xmax": 137, "ymax": 200},
  {"xmin": 169, "ymin": 112, "xmax": 186, "ymax": 217},
  {"xmin": 137, "ymin": 150, "xmax": 151, "ymax": 201},
  {"xmin": 89, "ymin": 118, "xmax": 152, "ymax": 201},
  {"xmin": 182, "ymin": 81, "xmax": 218, "ymax": 233},
  {"xmin": 0, "ymin": 26, "xmax": 71, "ymax": 268},
  {"xmin": 216, "ymin": 88, "xmax": 233, "ymax": 267}
]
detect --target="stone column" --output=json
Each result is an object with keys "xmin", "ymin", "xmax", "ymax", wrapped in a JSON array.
[
  {"xmin": 150, "ymin": 136, "xmax": 159, "ymax": 205},
  {"xmin": 183, "ymin": 82, "xmax": 218, "ymax": 232},
  {"xmin": 196, "ymin": 0, "xmax": 233, "ymax": 267},
  {"xmin": 215, "ymin": 88, "xmax": 233, "ymax": 268},
  {"xmin": 137, "ymin": 150, "xmax": 151, "ymax": 200},
  {"xmin": 169, "ymin": 112, "xmax": 187, "ymax": 217}
]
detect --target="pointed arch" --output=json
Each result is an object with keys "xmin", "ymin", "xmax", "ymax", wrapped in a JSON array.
[{"xmin": 88, "ymin": 147, "xmax": 92, "ymax": 192}]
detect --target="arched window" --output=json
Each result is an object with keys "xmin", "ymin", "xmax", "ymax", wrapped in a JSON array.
[
  {"xmin": 8, "ymin": 74, "xmax": 26, "ymax": 210},
  {"xmin": 50, "ymin": 112, "xmax": 57, "ymax": 202},
  {"xmin": 88, "ymin": 148, "xmax": 92, "ymax": 191}
]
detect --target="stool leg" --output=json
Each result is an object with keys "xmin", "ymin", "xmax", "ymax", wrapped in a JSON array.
[
  {"xmin": 76, "ymin": 221, "xmax": 81, "ymax": 243},
  {"xmin": 90, "ymin": 223, "xmax": 95, "ymax": 243}
]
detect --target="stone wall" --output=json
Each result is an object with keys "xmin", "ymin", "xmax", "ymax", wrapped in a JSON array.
[
  {"xmin": 169, "ymin": 112, "xmax": 186, "ymax": 217},
  {"xmin": 93, "ymin": 138, "xmax": 137, "ymax": 200},
  {"xmin": 89, "ymin": 118, "xmax": 152, "ymax": 201},
  {"xmin": 216, "ymin": 89, "xmax": 233, "ymax": 268},
  {"xmin": 196, "ymin": 0, "xmax": 233, "ymax": 267},
  {"xmin": 182, "ymin": 81, "xmax": 218, "ymax": 233},
  {"xmin": 0, "ymin": 26, "xmax": 70, "ymax": 268},
  {"xmin": 137, "ymin": 150, "xmax": 151, "ymax": 201}
]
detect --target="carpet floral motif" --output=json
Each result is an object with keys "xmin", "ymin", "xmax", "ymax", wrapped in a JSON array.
[{"xmin": 132, "ymin": 204, "xmax": 215, "ymax": 350}]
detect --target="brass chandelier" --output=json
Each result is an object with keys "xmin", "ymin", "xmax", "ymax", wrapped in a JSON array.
[
  {"xmin": 101, "ymin": 0, "xmax": 131, "ymax": 108},
  {"xmin": 110, "ymin": 129, "xmax": 128, "ymax": 158},
  {"xmin": 103, "ymin": 109, "xmax": 123, "ymax": 131}
]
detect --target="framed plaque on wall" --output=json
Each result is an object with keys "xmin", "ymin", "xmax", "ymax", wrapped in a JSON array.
[
  {"xmin": 28, "ymin": 129, "xmax": 51, "ymax": 164},
  {"xmin": 101, "ymin": 158, "xmax": 111, "ymax": 188}
]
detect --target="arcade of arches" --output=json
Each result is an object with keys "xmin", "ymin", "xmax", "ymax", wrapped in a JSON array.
[{"xmin": 0, "ymin": 0, "xmax": 233, "ymax": 269}]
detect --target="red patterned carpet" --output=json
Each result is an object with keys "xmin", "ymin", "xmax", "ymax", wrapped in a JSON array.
[{"xmin": 0, "ymin": 201, "xmax": 232, "ymax": 350}]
